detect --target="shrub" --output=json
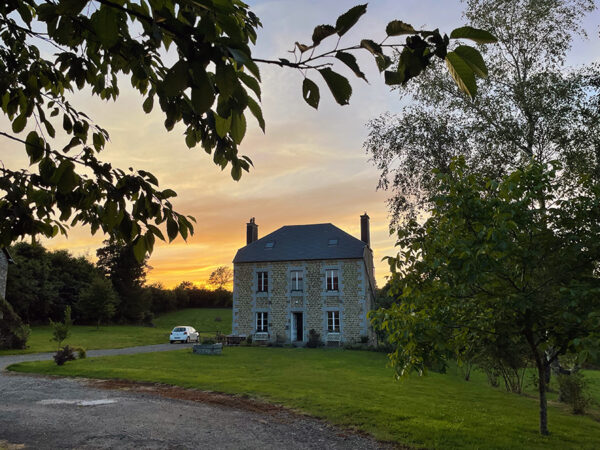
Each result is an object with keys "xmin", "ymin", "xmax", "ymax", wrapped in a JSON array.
[
  {"xmin": 142, "ymin": 311, "xmax": 155, "ymax": 327},
  {"xmin": 201, "ymin": 338, "xmax": 216, "ymax": 345},
  {"xmin": 54, "ymin": 345, "xmax": 76, "ymax": 366},
  {"xmin": 359, "ymin": 335, "xmax": 369, "ymax": 344},
  {"xmin": 0, "ymin": 296, "xmax": 30, "ymax": 350},
  {"xmin": 245, "ymin": 335, "xmax": 252, "ymax": 345},
  {"xmin": 557, "ymin": 372, "xmax": 591, "ymax": 414},
  {"xmin": 306, "ymin": 329, "xmax": 323, "ymax": 348},
  {"xmin": 73, "ymin": 346, "xmax": 87, "ymax": 359}
]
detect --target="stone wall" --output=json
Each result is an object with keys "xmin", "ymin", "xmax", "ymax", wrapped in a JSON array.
[
  {"xmin": 0, "ymin": 251, "xmax": 8, "ymax": 299},
  {"xmin": 232, "ymin": 258, "xmax": 374, "ymax": 344}
]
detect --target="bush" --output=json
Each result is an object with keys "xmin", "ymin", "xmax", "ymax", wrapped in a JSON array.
[
  {"xmin": 201, "ymin": 338, "xmax": 216, "ymax": 345},
  {"xmin": 306, "ymin": 329, "xmax": 323, "ymax": 348},
  {"xmin": 50, "ymin": 306, "xmax": 72, "ymax": 350},
  {"xmin": 0, "ymin": 296, "xmax": 30, "ymax": 349},
  {"xmin": 72, "ymin": 346, "xmax": 87, "ymax": 359},
  {"xmin": 359, "ymin": 335, "xmax": 369, "ymax": 344},
  {"xmin": 54, "ymin": 345, "xmax": 76, "ymax": 366},
  {"xmin": 142, "ymin": 311, "xmax": 155, "ymax": 327},
  {"xmin": 245, "ymin": 335, "xmax": 252, "ymax": 345},
  {"xmin": 557, "ymin": 372, "xmax": 591, "ymax": 414}
]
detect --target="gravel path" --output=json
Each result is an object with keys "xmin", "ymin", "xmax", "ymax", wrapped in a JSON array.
[{"xmin": 0, "ymin": 345, "xmax": 384, "ymax": 449}]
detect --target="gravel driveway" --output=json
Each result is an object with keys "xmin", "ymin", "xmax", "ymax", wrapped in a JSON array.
[{"xmin": 0, "ymin": 345, "xmax": 384, "ymax": 449}]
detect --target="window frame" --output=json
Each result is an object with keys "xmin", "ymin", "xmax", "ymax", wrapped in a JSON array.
[
  {"xmin": 256, "ymin": 311, "xmax": 269, "ymax": 332},
  {"xmin": 257, "ymin": 271, "xmax": 269, "ymax": 292},
  {"xmin": 327, "ymin": 310, "xmax": 340, "ymax": 333},
  {"xmin": 325, "ymin": 269, "xmax": 339, "ymax": 291},
  {"xmin": 290, "ymin": 270, "xmax": 303, "ymax": 292}
]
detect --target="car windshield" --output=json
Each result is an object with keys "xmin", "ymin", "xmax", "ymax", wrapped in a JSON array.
[{"xmin": 173, "ymin": 327, "xmax": 186, "ymax": 332}]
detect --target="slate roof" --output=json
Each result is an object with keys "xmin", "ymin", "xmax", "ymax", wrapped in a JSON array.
[{"xmin": 233, "ymin": 223, "xmax": 368, "ymax": 263}]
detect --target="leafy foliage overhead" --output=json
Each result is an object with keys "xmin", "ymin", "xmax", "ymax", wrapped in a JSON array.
[{"xmin": 0, "ymin": 1, "xmax": 495, "ymax": 260}]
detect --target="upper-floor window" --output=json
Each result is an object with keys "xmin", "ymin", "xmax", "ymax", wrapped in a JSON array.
[
  {"xmin": 290, "ymin": 270, "xmax": 303, "ymax": 291},
  {"xmin": 256, "ymin": 312, "xmax": 268, "ymax": 332},
  {"xmin": 257, "ymin": 271, "xmax": 268, "ymax": 292},
  {"xmin": 325, "ymin": 269, "xmax": 338, "ymax": 291},
  {"xmin": 327, "ymin": 310, "xmax": 340, "ymax": 332}
]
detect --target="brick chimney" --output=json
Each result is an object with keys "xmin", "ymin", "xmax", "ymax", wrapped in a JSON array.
[
  {"xmin": 246, "ymin": 217, "xmax": 258, "ymax": 245},
  {"xmin": 360, "ymin": 213, "xmax": 370, "ymax": 247}
]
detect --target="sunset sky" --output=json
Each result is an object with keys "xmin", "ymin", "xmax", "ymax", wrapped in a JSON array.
[{"xmin": 2, "ymin": 1, "xmax": 599, "ymax": 288}]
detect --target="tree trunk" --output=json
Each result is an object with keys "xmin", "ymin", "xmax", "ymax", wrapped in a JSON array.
[{"xmin": 536, "ymin": 361, "xmax": 549, "ymax": 435}]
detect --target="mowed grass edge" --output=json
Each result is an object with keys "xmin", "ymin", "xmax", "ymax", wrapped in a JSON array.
[{"xmin": 8, "ymin": 347, "xmax": 600, "ymax": 449}]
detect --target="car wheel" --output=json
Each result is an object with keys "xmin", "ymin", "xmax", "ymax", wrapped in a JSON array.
[
  {"xmin": 186, "ymin": 337, "xmax": 190, "ymax": 343},
  {"xmin": 170, "ymin": 341, "xmax": 174, "ymax": 344}
]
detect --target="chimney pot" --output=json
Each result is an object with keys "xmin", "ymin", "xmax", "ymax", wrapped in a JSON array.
[
  {"xmin": 360, "ymin": 213, "xmax": 370, "ymax": 247},
  {"xmin": 246, "ymin": 218, "xmax": 258, "ymax": 245}
]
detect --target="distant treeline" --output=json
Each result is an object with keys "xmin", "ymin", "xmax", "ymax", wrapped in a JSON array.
[{"xmin": 5, "ymin": 242, "xmax": 232, "ymax": 325}]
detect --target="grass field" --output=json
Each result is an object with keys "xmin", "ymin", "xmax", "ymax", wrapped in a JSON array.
[
  {"xmin": 0, "ymin": 308, "xmax": 231, "ymax": 355},
  {"xmin": 9, "ymin": 347, "xmax": 600, "ymax": 449}
]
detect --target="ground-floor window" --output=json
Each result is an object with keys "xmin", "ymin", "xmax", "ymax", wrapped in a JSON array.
[
  {"xmin": 256, "ymin": 311, "xmax": 268, "ymax": 332},
  {"xmin": 327, "ymin": 310, "xmax": 340, "ymax": 332}
]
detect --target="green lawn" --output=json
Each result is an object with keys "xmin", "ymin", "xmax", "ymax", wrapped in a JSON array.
[
  {"xmin": 9, "ymin": 347, "xmax": 600, "ymax": 449},
  {"xmin": 0, "ymin": 308, "xmax": 231, "ymax": 355}
]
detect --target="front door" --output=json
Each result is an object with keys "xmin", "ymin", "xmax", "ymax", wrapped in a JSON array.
[{"xmin": 292, "ymin": 312, "xmax": 303, "ymax": 342}]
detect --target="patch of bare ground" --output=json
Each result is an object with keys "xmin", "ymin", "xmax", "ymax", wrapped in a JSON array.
[{"xmin": 84, "ymin": 377, "xmax": 405, "ymax": 448}]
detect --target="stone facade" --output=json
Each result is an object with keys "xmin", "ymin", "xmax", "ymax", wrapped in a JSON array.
[
  {"xmin": 232, "ymin": 258, "xmax": 375, "ymax": 345},
  {"xmin": 0, "ymin": 250, "xmax": 8, "ymax": 299}
]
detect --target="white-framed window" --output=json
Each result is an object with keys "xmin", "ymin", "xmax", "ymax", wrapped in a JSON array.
[
  {"xmin": 257, "ymin": 271, "xmax": 268, "ymax": 292},
  {"xmin": 325, "ymin": 269, "xmax": 339, "ymax": 291},
  {"xmin": 256, "ymin": 312, "xmax": 268, "ymax": 332},
  {"xmin": 327, "ymin": 310, "xmax": 340, "ymax": 332},
  {"xmin": 290, "ymin": 270, "xmax": 303, "ymax": 291}
]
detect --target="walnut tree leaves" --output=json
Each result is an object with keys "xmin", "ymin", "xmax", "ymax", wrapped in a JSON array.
[{"xmin": 296, "ymin": 5, "xmax": 497, "ymax": 109}]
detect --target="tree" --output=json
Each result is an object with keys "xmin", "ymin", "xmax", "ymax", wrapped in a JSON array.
[
  {"xmin": 49, "ymin": 305, "xmax": 73, "ymax": 350},
  {"xmin": 96, "ymin": 239, "xmax": 149, "ymax": 322},
  {"xmin": 0, "ymin": 295, "xmax": 30, "ymax": 349},
  {"xmin": 76, "ymin": 276, "xmax": 118, "ymax": 328},
  {"xmin": 365, "ymin": 0, "xmax": 598, "ymax": 224},
  {"xmin": 371, "ymin": 159, "xmax": 600, "ymax": 435},
  {"xmin": 208, "ymin": 266, "xmax": 233, "ymax": 290},
  {"xmin": 0, "ymin": 1, "xmax": 494, "ymax": 258}
]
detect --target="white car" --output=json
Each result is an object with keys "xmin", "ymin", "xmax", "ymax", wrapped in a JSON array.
[{"xmin": 169, "ymin": 326, "xmax": 199, "ymax": 344}]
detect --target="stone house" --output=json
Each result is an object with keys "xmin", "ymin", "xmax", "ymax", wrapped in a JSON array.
[
  {"xmin": 0, "ymin": 248, "xmax": 14, "ymax": 299},
  {"xmin": 232, "ymin": 214, "xmax": 376, "ymax": 345}
]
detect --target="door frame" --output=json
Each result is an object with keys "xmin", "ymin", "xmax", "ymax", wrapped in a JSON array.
[{"xmin": 291, "ymin": 311, "xmax": 304, "ymax": 342}]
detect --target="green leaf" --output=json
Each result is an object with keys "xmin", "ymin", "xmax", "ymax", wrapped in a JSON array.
[
  {"xmin": 142, "ymin": 95, "xmax": 153, "ymax": 113},
  {"xmin": 57, "ymin": 161, "xmax": 78, "ymax": 194},
  {"xmin": 191, "ymin": 67, "xmax": 215, "ymax": 114},
  {"xmin": 163, "ymin": 60, "xmax": 189, "ymax": 97},
  {"xmin": 231, "ymin": 163, "xmax": 242, "ymax": 181},
  {"xmin": 384, "ymin": 70, "xmax": 404, "ymax": 85},
  {"xmin": 92, "ymin": 132, "xmax": 105, "ymax": 151},
  {"xmin": 162, "ymin": 189, "xmax": 177, "ymax": 198},
  {"xmin": 238, "ymin": 72, "xmax": 261, "ymax": 100},
  {"xmin": 295, "ymin": 42, "xmax": 311, "ymax": 53},
  {"xmin": 445, "ymin": 51, "xmax": 477, "ymax": 98},
  {"xmin": 335, "ymin": 52, "xmax": 367, "ymax": 81},
  {"xmin": 246, "ymin": 97, "xmax": 265, "ymax": 132},
  {"xmin": 90, "ymin": 6, "xmax": 120, "ymax": 48},
  {"xmin": 335, "ymin": 4, "xmax": 367, "ymax": 37},
  {"xmin": 62, "ymin": 114, "xmax": 72, "ymax": 133},
  {"xmin": 133, "ymin": 236, "xmax": 147, "ymax": 262},
  {"xmin": 25, "ymin": 131, "xmax": 44, "ymax": 164},
  {"xmin": 360, "ymin": 39, "xmax": 383, "ymax": 56},
  {"xmin": 12, "ymin": 114, "xmax": 27, "ymax": 133},
  {"xmin": 312, "ymin": 24, "xmax": 336, "ymax": 45},
  {"xmin": 185, "ymin": 132, "xmax": 196, "ymax": 148},
  {"xmin": 453, "ymin": 45, "xmax": 488, "ymax": 78},
  {"xmin": 450, "ymin": 26, "xmax": 498, "ymax": 44},
  {"xmin": 318, "ymin": 68, "xmax": 352, "ymax": 106},
  {"xmin": 214, "ymin": 114, "xmax": 232, "ymax": 138},
  {"xmin": 167, "ymin": 217, "xmax": 178, "ymax": 242},
  {"xmin": 386, "ymin": 20, "xmax": 416, "ymax": 36},
  {"xmin": 215, "ymin": 64, "xmax": 237, "ymax": 99},
  {"xmin": 230, "ymin": 113, "xmax": 246, "ymax": 145},
  {"xmin": 302, "ymin": 78, "xmax": 320, "ymax": 109}
]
